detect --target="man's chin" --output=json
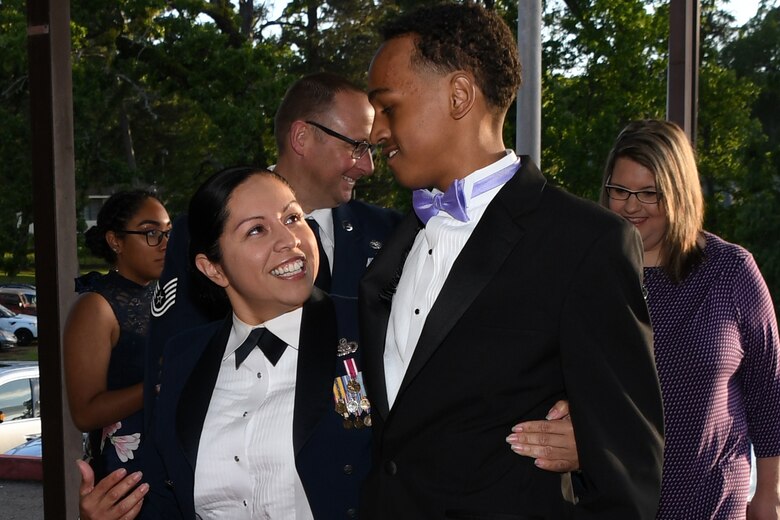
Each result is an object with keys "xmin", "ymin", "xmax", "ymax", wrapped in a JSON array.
[
  {"xmin": 339, "ymin": 191, "xmax": 355, "ymax": 205},
  {"xmin": 394, "ymin": 172, "xmax": 428, "ymax": 190}
]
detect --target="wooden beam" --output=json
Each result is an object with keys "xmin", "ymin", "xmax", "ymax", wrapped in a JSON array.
[
  {"xmin": 26, "ymin": 0, "xmax": 82, "ymax": 517},
  {"xmin": 667, "ymin": 0, "xmax": 700, "ymax": 144}
]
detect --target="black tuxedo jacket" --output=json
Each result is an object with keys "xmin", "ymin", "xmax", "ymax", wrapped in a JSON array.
[
  {"xmin": 358, "ymin": 158, "xmax": 664, "ymax": 519},
  {"xmin": 141, "ymin": 289, "xmax": 372, "ymax": 519}
]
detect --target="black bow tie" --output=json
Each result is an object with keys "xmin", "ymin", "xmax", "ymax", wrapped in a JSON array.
[{"xmin": 234, "ymin": 327, "xmax": 288, "ymax": 369}]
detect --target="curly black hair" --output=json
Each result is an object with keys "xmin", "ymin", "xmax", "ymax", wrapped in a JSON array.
[
  {"xmin": 381, "ymin": 2, "xmax": 521, "ymax": 113},
  {"xmin": 84, "ymin": 190, "xmax": 161, "ymax": 264}
]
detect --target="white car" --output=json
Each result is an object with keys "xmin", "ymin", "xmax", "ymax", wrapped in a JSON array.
[
  {"xmin": 0, "ymin": 329, "xmax": 17, "ymax": 350},
  {"xmin": 0, "ymin": 304, "xmax": 37, "ymax": 345},
  {"xmin": 0, "ymin": 362, "xmax": 41, "ymax": 453}
]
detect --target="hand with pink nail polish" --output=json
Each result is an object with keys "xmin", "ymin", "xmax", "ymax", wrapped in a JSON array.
[
  {"xmin": 505, "ymin": 399, "xmax": 579, "ymax": 473},
  {"xmin": 78, "ymin": 459, "xmax": 148, "ymax": 520}
]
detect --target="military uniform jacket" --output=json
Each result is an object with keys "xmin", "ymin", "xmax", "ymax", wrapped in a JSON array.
[{"xmin": 141, "ymin": 288, "xmax": 372, "ymax": 519}]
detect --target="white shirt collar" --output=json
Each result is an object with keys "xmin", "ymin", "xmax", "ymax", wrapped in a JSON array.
[
  {"xmin": 460, "ymin": 149, "xmax": 518, "ymax": 200},
  {"xmin": 306, "ymin": 207, "xmax": 334, "ymax": 242}
]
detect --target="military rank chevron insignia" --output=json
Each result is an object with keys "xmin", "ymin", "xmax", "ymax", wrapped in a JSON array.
[{"xmin": 151, "ymin": 277, "xmax": 178, "ymax": 317}]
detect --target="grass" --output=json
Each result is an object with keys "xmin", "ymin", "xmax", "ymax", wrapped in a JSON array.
[
  {"xmin": 0, "ymin": 273, "xmax": 36, "ymax": 285},
  {"xmin": 0, "ymin": 344, "xmax": 38, "ymax": 362}
]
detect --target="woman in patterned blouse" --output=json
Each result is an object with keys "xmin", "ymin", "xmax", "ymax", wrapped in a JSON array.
[{"xmin": 600, "ymin": 119, "xmax": 780, "ymax": 519}]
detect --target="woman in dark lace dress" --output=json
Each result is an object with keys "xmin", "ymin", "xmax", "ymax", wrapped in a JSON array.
[{"xmin": 64, "ymin": 190, "xmax": 171, "ymax": 480}]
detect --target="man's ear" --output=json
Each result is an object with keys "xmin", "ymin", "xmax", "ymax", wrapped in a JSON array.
[
  {"xmin": 450, "ymin": 72, "xmax": 476, "ymax": 120},
  {"xmin": 195, "ymin": 253, "xmax": 229, "ymax": 288},
  {"xmin": 289, "ymin": 120, "xmax": 310, "ymax": 156}
]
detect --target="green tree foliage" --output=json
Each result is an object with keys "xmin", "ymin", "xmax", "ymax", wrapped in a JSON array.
[
  {"xmin": 539, "ymin": 0, "xmax": 778, "ymax": 310},
  {"xmin": 69, "ymin": 0, "xmax": 296, "ymax": 214},
  {"xmin": 716, "ymin": 1, "xmax": 780, "ymax": 306},
  {"xmin": 0, "ymin": 0, "xmax": 33, "ymax": 275},
  {"xmin": 541, "ymin": 0, "xmax": 668, "ymax": 200}
]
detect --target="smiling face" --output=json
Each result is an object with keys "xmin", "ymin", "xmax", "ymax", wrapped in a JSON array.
[
  {"xmin": 199, "ymin": 175, "xmax": 318, "ymax": 324},
  {"xmin": 368, "ymin": 35, "xmax": 460, "ymax": 191},
  {"xmin": 111, "ymin": 197, "xmax": 170, "ymax": 285},
  {"xmin": 607, "ymin": 157, "xmax": 668, "ymax": 266},
  {"xmin": 299, "ymin": 89, "xmax": 375, "ymax": 211}
]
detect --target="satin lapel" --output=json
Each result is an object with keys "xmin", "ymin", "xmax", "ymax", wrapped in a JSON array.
[
  {"xmin": 359, "ymin": 212, "xmax": 422, "ymax": 419},
  {"xmin": 330, "ymin": 204, "xmax": 364, "ymax": 296},
  {"xmin": 398, "ymin": 158, "xmax": 547, "ymax": 397},
  {"xmin": 293, "ymin": 288, "xmax": 338, "ymax": 455},
  {"xmin": 175, "ymin": 317, "xmax": 232, "ymax": 470}
]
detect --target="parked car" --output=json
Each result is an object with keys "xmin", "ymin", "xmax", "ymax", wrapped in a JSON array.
[
  {"xmin": 0, "ymin": 362, "xmax": 40, "ymax": 453},
  {"xmin": 4, "ymin": 434, "xmax": 41, "ymax": 456},
  {"xmin": 0, "ymin": 286, "xmax": 37, "ymax": 316},
  {"xmin": 0, "ymin": 304, "xmax": 37, "ymax": 346},
  {"xmin": 0, "ymin": 284, "xmax": 36, "ymax": 291},
  {"xmin": 0, "ymin": 329, "xmax": 17, "ymax": 350},
  {"xmin": 4, "ymin": 432, "xmax": 90, "ymax": 458}
]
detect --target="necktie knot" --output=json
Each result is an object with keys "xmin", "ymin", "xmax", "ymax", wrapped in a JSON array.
[{"xmin": 235, "ymin": 327, "xmax": 287, "ymax": 369}]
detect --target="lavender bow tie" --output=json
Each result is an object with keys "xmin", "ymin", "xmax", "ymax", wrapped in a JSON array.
[
  {"xmin": 412, "ymin": 158, "xmax": 522, "ymax": 225},
  {"xmin": 412, "ymin": 179, "xmax": 468, "ymax": 225}
]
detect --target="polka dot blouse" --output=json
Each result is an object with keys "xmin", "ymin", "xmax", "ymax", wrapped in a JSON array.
[{"xmin": 645, "ymin": 232, "xmax": 780, "ymax": 519}]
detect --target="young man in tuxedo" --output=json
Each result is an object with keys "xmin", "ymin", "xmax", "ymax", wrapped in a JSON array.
[{"xmin": 359, "ymin": 3, "xmax": 664, "ymax": 518}]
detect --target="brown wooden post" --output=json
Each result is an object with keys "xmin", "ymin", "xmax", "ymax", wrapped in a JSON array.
[
  {"xmin": 668, "ymin": 0, "xmax": 701, "ymax": 145},
  {"xmin": 26, "ymin": 0, "xmax": 82, "ymax": 517}
]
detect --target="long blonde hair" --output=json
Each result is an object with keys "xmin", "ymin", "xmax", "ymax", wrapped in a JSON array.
[{"xmin": 600, "ymin": 120, "xmax": 704, "ymax": 282}]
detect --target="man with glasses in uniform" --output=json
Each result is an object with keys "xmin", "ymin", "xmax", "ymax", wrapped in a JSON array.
[{"xmin": 271, "ymin": 73, "xmax": 402, "ymax": 300}]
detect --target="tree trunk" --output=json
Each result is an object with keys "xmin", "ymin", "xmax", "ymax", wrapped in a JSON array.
[
  {"xmin": 239, "ymin": 0, "xmax": 253, "ymax": 39},
  {"xmin": 305, "ymin": 0, "xmax": 321, "ymax": 71}
]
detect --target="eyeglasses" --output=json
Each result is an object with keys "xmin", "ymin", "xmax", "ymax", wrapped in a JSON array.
[
  {"xmin": 118, "ymin": 229, "xmax": 171, "ymax": 246},
  {"xmin": 604, "ymin": 185, "xmax": 661, "ymax": 204},
  {"xmin": 305, "ymin": 120, "xmax": 374, "ymax": 160}
]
